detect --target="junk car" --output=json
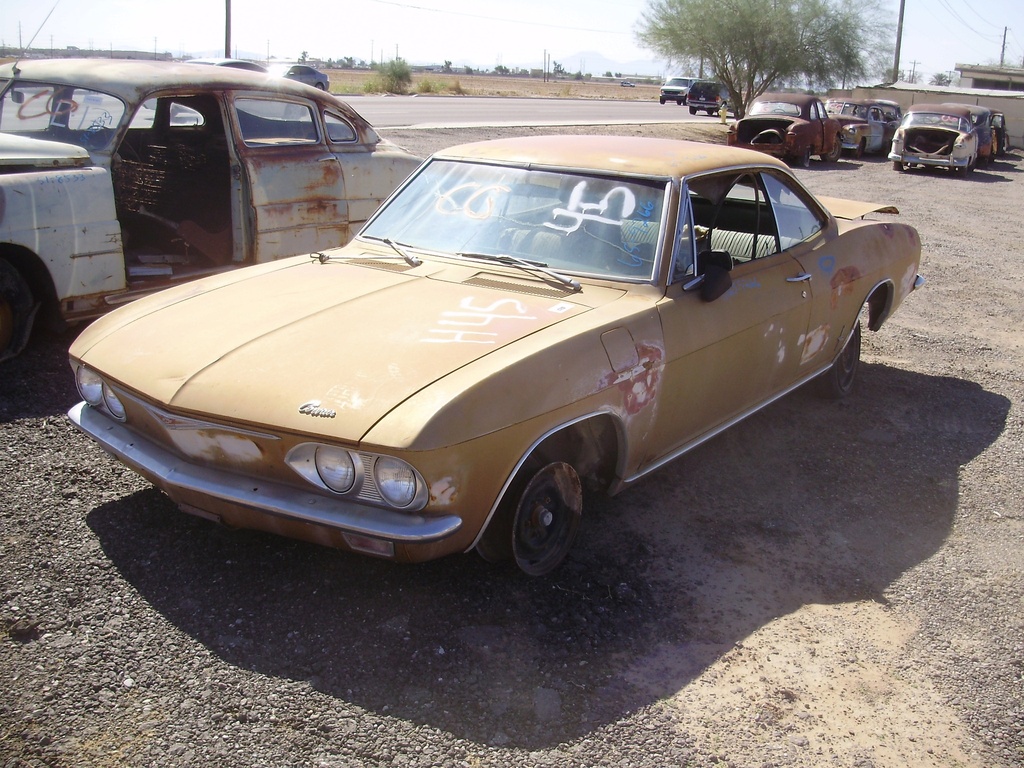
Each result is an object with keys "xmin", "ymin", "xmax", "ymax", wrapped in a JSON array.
[
  {"xmin": 889, "ymin": 102, "xmax": 982, "ymax": 174},
  {"xmin": 728, "ymin": 93, "xmax": 843, "ymax": 167},
  {"xmin": 68, "ymin": 136, "xmax": 924, "ymax": 576},
  {"xmin": 0, "ymin": 58, "xmax": 421, "ymax": 361},
  {"xmin": 826, "ymin": 98, "xmax": 902, "ymax": 158}
]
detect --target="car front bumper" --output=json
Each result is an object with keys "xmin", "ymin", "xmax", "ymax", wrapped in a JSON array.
[
  {"xmin": 68, "ymin": 402, "xmax": 463, "ymax": 555},
  {"xmin": 889, "ymin": 151, "xmax": 971, "ymax": 168}
]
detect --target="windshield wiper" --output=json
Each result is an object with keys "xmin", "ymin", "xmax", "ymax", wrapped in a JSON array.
[
  {"xmin": 313, "ymin": 238, "xmax": 422, "ymax": 267},
  {"xmin": 456, "ymin": 252, "xmax": 581, "ymax": 292}
]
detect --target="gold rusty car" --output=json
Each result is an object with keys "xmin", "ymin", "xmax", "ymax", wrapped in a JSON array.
[{"xmin": 68, "ymin": 136, "xmax": 924, "ymax": 576}]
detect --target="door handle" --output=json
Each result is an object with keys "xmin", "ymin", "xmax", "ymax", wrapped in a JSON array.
[{"xmin": 786, "ymin": 273, "xmax": 812, "ymax": 283}]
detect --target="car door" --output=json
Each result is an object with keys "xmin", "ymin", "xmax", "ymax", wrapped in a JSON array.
[
  {"xmin": 230, "ymin": 94, "xmax": 352, "ymax": 263},
  {"xmin": 866, "ymin": 106, "xmax": 885, "ymax": 152},
  {"xmin": 647, "ymin": 171, "xmax": 813, "ymax": 463},
  {"xmin": 321, "ymin": 106, "xmax": 421, "ymax": 231},
  {"xmin": 760, "ymin": 170, "xmax": 845, "ymax": 375}
]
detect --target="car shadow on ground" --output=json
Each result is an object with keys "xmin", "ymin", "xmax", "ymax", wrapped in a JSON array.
[{"xmin": 84, "ymin": 362, "xmax": 1009, "ymax": 750}]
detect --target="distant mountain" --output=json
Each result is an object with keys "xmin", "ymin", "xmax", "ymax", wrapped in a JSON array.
[{"xmin": 552, "ymin": 50, "xmax": 671, "ymax": 78}]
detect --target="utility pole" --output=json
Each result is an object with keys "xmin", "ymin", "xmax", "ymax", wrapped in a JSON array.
[
  {"xmin": 224, "ymin": 0, "xmax": 232, "ymax": 59},
  {"xmin": 892, "ymin": 0, "xmax": 905, "ymax": 82},
  {"xmin": 1000, "ymin": 26, "xmax": 1007, "ymax": 66}
]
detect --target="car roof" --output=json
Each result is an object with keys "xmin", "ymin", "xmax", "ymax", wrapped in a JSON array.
[
  {"xmin": 756, "ymin": 92, "xmax": 818, "ymax": 107},
  {"xmin": 0, "ymin": 58, "xmax": 324, "ymax": 101},
  {"xmin": 431, "ymin": 135, "xmax": 789, "ymax": 178},
  {"xmin": 907, "ymin": 103, "xmax": 974, "ymax": 118}
]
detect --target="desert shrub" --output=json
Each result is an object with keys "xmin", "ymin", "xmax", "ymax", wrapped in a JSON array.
[{"xmin": 415, "ymin": 79, "xmax": 439, "ymax": 94}]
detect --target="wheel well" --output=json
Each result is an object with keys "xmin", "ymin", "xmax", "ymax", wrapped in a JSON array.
[
  {"xmin": 865, "ymin": 281, "xmax": 894, "ymax": 332},
  {"xmin": 528, "ymin": 414, "xmax": 620, "ymax": 494}
]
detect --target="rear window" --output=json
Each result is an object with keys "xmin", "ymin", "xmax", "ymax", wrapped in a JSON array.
[{"xmin": 0, "ymin": 81, "xmax": 126, "ymax": 151}]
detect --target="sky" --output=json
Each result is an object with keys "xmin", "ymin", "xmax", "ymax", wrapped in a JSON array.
[{"xmin": 1, "ymin": 0, "xmax": 1021, "ymax": 83}]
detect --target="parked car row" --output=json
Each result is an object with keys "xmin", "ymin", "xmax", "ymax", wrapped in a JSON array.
[
  {"xmin": 0, "ymin": 61, "xmax": 936, "ymax": 575},
  {"xmin": 726, "ymin": 91, "xmax": 1011, "ymax": 176}
]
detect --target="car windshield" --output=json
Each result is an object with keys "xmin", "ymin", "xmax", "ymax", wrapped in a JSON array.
[
  {"xmin": 361, "ymin": 159, "xmax": 668, "ymax": 282},
  {"xmin": 0, "ymin": 80, "xmax": 126, "ymax": 151},
  {"xmin": 903, "ymin": 112, "xmax": 970, "ymax": 132},
  {"xmin": 749, "ymin": 101, "xmax": 802, "ymax": 117}
]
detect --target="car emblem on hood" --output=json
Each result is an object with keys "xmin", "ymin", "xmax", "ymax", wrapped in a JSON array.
[{"xmin": 298, "ymin": 400, "xmax": 336, "ymax": 418}]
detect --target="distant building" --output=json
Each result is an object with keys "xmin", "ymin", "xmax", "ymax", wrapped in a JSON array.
[{"xmin": 957, "ymin": 64, "xmax": 1024, "ymax": 91}]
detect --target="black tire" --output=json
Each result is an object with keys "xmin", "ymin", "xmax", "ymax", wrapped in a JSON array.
[
  {"xmin": 0, "ymin": 259, "xmax": 38, "ymax": 363},
  {"xmin": 659, "ymin": 97, "xmax": 666, "ymax": 105},
  {"xmin": 476, "ymin": 459, "xmax": 583, "ymax": 576},
  {"xmin": 689, "ymin": 106, "xmax": 697, "ymax": 115},
  {"xmin": 816, "ymin": 322, "xmax": 861, "ymax": 399},
  {"xmin": 676, "ymin": 99, "xmax": 684, "ymax": 106}
]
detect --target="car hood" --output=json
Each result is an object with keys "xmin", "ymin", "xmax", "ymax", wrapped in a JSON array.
[
  {"xmin": 0, "ymin": 132, "xmax": 91, "ymax": 168},
  {"xmin": 72, "ymin": 255, "xmax": 610, "ymax": 440}
]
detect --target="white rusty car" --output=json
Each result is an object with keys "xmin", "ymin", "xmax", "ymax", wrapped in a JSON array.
[
  {"xmin": 889, "ymin": 103, "xmax": 981, "ymax": 174},
  {"xmin": 68, "ymin": 137, "xmax": 924, "ymax": 575},
  {"xmin": 0, "ymin": 59, "xmax": 420, "ymax": 361}
]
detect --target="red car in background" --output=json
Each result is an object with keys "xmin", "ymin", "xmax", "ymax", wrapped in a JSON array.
[{"xmin": 728, "ymin": 93, "xmax": 843, "ymax": 167}]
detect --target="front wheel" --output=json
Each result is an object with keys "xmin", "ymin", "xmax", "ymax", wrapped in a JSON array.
[
  {"xmin": 476, "ymin": 460, "xmax": 583, "ymax": 576},
  {"xmin": 815, "ymin": 322, "xmax": 861, "ymax": 399},
  {"xmin": 0, "ymin": 260, "xmax": 38, "ymax": 363}
]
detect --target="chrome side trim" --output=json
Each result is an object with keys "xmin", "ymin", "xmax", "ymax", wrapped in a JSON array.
[{"xmin": 68, "ymin": 402, "xmax": 461, "ymax": 543}]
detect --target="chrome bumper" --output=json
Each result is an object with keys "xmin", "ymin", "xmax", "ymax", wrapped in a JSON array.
[{"xmin": 67, "ymin": 402, "xmax": 462, "ymax": 543}]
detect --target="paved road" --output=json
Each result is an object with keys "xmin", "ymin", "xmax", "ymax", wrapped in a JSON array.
[{"xmin": 343, "ymin": 95, "xmax": 719, "ymax": 129}]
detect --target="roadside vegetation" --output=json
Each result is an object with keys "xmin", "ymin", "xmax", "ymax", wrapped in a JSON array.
[{"xmin": 637, "ymin": 0, "xmax": 894, "ymax": 117}]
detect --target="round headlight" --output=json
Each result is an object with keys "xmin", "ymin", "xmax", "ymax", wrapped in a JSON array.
[
  {"xmin": 374, "ymin": 456, "xmax": 418, "ymax": 508},
  {"xmin": 76, "ymin": 367, "xmax": 104, "ymax": 405},
  {"xmin": 102, "ymin": 383, "xmax": 126, "ymax": 421},
  {"xmin": 315, "ymin": 446, "xmax": 356, "ymax": 494}
]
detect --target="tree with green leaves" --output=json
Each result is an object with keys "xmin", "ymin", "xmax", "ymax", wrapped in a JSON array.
[{"xmin": 637, "ymin": 0, "xmax": 894, "ymax": 117}]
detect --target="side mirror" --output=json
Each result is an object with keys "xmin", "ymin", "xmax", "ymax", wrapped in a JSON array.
[{"xmin": 700, "ymin": 263, "xmax": 733, "ymax": 302}]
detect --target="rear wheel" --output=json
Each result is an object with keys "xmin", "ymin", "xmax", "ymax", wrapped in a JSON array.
[
  {"xmin": 816, "ymin": 322, "xmax": 861, "ymax": 399},
  {"xmin": 822, "ymin": 134, "xmax": 843, "ymax": 162},
  {"xmin": 0, "ymin": 260, "xmax": 38, "ymax": 363},
  {"xmin": 797, "ymin": 146, "xmax": 812, "ymax": 168},
  {"xmin": 689, "ymin": 106, "xmax": 697, "ymax": 115}
]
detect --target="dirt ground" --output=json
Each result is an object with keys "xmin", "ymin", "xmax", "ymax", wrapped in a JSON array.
[{"xmin": 1, "ymin": 121, "xmax": 1021, "ymax": 767}]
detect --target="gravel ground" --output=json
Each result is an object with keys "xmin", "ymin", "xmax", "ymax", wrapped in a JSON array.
[{"xmin": 2, "ymin": 121, "xmax": 1022, "ymax": 768}]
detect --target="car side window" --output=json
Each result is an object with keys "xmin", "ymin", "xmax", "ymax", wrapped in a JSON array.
[
  {"xmin": 670, "ymin": 193, "xmax": 696, "ymax": 283},
  {"xmin": 234, "ymin": 98, "xmax": 318, "ymax": 146},
  {"xmin": 324, "ymin": 111, "xmax": 357, "ymax": 143},
  {"xmin": 761, "ymin": 172, "xmax": 826, "ymax": 250},
  {"xmin": 686, "ymin": 172, "xmax": 780, "ymax": 268}
]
